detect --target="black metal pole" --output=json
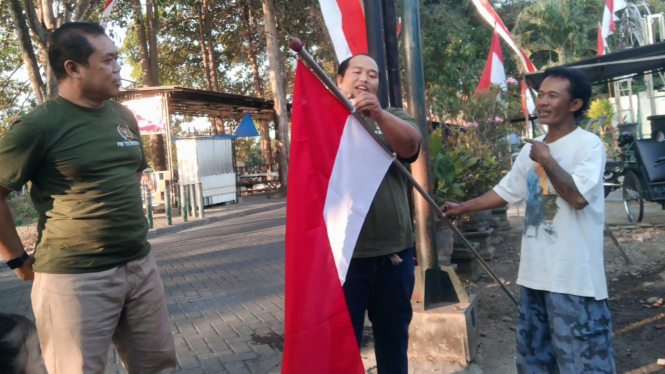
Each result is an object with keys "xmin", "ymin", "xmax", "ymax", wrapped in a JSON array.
[
  {"xmin": 364, "ymin": 0, "xmax": 389, "ymax": 109},
  {"xmin": 401, "ymin": 0, "xmax": 441, "ymax": 302},
  {"xmin": 382, "ymin": 0, "xmax": 403, "ymax": 108}
]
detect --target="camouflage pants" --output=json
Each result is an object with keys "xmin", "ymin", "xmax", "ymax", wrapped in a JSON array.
[{"xmin": 516, "ymin": 286, "xmax": 615, "ymax": 374}]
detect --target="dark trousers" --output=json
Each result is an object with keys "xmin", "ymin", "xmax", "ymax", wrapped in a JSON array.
[
  {"xmin": 342, "ymin": 247, "xmax": 415, "ymax": 374},
  {"xmin": 516, "ymin": 286, "xmax": 615, "ymax": 374}
]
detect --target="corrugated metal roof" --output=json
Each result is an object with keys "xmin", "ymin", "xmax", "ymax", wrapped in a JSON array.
[{"xmin": 115, "ymin": 86, "xmax": 280, "ymax": 121}]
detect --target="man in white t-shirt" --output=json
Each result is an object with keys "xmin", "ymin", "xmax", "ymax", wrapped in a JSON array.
[{"xmin": 442, "ymin": 66, "xmax": 614, "ymax": 373}]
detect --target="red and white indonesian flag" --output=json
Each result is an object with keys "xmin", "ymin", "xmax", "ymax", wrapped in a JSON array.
[
  {"xmin": 281, "ymin": 61, "xmax": 393, "ymax": 373},
  {"xmin": 476, "ymin": 31, "xmax": 507, "ymax": 93},
  {"xmin": 597, "ymin": 22, "xmax": 607, "ymax": 56},
  {"xmin": 100, "ymin": 0, "xmax": 115, "ymax": 28},
  {"xmin": 601, "ymin": 0, "xmax": 627, "ymax": 39},
  {"xmin": 318, "ymin": 0, "xmax": 368, "ymax": 62},
  {"xmin": 599, "ymin": 0, "xmax": 627, "ymax": 55}
]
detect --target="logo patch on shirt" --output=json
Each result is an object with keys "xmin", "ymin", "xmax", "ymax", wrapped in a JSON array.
[
  {"xmin": 118, "ymin": 125, "xmax": 135, "ymax": 140},
  {"xmin": 117, "ymin": 125, "xmax": 140, "ymax": 147}
]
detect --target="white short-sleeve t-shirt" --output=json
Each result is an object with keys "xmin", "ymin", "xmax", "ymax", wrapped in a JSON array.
[{"xmin": 494, "ymin": 127, "xmax": 608, "ymax": 300}]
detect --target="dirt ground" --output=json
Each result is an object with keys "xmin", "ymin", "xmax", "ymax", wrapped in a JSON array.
[
  {"xmin": 467, "ymin": 200, "xmax": 665, "ymax": 374},
  {"xmin": 12, "ymin": 199, "xmax": 665, "ymax": 373}
]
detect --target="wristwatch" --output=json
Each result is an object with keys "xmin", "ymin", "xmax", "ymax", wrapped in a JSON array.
[{"xmin": 6, "ymin": 252, "xmax": 29, "ymax": 270}]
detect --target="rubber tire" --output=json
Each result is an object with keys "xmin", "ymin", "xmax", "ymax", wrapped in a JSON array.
[{"xmin": 622, "ymin": 171, "xmax": 644, "ymax": 222}]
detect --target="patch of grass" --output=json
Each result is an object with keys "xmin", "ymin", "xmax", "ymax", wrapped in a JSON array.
[{"xmin": 9, "ymin": 194, "xmax": 38, "ymax": 226}]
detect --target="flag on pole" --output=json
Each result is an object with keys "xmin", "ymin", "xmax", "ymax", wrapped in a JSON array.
[
  {"xmin": 100, "ymin": 0, "xmax": 115, "ymax": 28},
  {"xmin": 521, "ymin": 79, "xmax": 536, "ymax": 118},
  {"xmin": 281, "ymin": 61, "xmax": 394, "ymax": 373},
  {"xmin": 470, "ymin": 0, "xmax": 536, "ymax": 73},
  {"xmin": 599, "ymin": 0, "xmax": 626, "ymax": 54},
  {"xmin": 597, "ymin": 22, "xmax": 607, "ymax": 56},
  {"xmin": 601, "ymin": 0, "xmax": 627, "ymax": 39},
  {"xmin": 318, "ymin": 0, "xmax": 368, "ymax": 62},
  {"xmin": 476, "ymin": 31, "xmax": 507, "ymax": 93},
  {"xmin": 470, "ymin": 0, "xmax": 536, "ymax": 118}
]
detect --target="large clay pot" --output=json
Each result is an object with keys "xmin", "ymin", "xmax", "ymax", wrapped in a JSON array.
[
  {"xmin": 435, "ymin": 219, "xmax": 455, "ymax": 265},
  {"xmin": 458, "ymin": 209, "xmax": 492, "ymax": 232}
]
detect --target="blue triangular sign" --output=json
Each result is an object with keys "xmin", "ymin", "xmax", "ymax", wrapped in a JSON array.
[{"xmin": 234, "ymin": 112, "xmax": 260, "ymax": 138}]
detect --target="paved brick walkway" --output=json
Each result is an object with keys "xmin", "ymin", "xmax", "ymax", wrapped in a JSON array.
[{"xmin": 0, "ymin": 207, "xmax": 287, "ymax": 374}]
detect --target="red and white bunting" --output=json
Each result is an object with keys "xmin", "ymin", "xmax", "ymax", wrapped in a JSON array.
[
  {"xmin": 470, "ymin": 0, "xmax": 536, "ymax": 73},
  {"xmin": 318, "ymin": 0, "xmax": 368, "ymax": 62},
  {"xmin": 471, "ymin": 0, "xmax": 536, "ymax": 119}
]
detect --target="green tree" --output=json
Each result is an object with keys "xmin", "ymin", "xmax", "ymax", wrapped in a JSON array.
[
  {"xmin": 513, "ymin": 0, "xmax": 601, "ymax": 66},
  {"xmin": 420, "ymin": 0, "xmax": 493, "ymax": 121}
]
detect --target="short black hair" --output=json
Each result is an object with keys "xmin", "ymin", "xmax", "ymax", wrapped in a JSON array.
[
  {"xmin": 337, "ymin": 53, "xmax": 373, "ymax": 77},
  {"xmin": 49, "ymin": 22, "xmax": 107, "ymax": 81},
  {"xmin": 0, "ymin": 314, "xmax": 36, "ymax": 374},
  {"xmin": 542, "ymin": 66, "xmax": 591, "ymax": 118}
]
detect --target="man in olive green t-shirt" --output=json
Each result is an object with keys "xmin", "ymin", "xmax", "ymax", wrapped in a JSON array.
[
  {"xmin": 336, "ymin": 54, "xmax": 421, "ymax": 374},
  {"xmin": 0, "ymin": 23, "xmax": 175, "ymax": 374}
]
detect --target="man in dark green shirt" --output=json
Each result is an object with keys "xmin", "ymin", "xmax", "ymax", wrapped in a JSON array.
[
  {"xmin": 336, "ymin": 53, "xmax": 421, "ymax": 374},
  {"xmin": 0, "ymin": 23, "xmax": 175, "ymax": 373}
]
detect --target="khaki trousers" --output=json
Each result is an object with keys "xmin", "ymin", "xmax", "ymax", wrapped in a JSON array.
[{"xmin": 31, "ymin": 252, "xmax": 176, "ymax": 374}]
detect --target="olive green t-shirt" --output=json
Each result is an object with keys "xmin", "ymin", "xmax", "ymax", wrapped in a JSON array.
[
  {"xmin": 0, "ymin": 96, "xmax": 150, "ymax": 274},
  {"xmin": 353, "ymin": 107, "xmax": 420, "ymax": 258}
]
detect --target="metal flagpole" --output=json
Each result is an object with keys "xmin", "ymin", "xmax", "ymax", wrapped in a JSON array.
[
  {"xmin": 288, "ymin": 37, "xmax": 519, "ymax": 306},
  {"xmin": 364, "ymin": 0, "xmax": 390, "ymax": 108}
]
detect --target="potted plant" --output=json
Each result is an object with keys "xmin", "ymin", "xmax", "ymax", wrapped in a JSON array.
[{"xmin": 430, "ymin": 80, "xmax": 525, "ymax": 260}]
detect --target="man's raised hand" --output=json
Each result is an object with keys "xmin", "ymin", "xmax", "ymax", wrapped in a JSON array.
[
  {"xmin": 523, "ymin": 139, "xmax": 553, "ymax": 165},
  {"xmin": 353, "ymin": 92, "xmax": 384, "ymax": 121}
]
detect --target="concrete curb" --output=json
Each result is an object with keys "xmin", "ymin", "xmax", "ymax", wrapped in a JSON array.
[{"xmin": 147, "ymin": 202, "xmax": 286, "ymax": 239}]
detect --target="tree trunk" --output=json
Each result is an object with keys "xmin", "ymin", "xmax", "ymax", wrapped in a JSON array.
[
  {"xmin": 241, "ymin": 0, "xmax": 273, "ymax": 165},
  {"xmin": 559, "ymin": 49, "xmax": 567, "ymax": 64},
  {"xmin": 241, "ymin": 0, "xmax": 262, "ymax": 97},
  {"xmin": 130, "ymin": 0, "xmax": 156, "ymax": 86},
  {"xmin": 260, "ymin": 121, "xmax": 274, "ymax": 164},
  {"xmin": 203, "ymin": 0, "xmax": 219, "ymax": 92},
  {"xmin": 196, "ymin": 4, "xmax": 212, "ymax": 91},
  {"xmin": 41, "ymin": 50, "xmax": 59, "ymax": 98},
  {"xmin": 8, "ymin": 0, "xmax": 103, "ymax": 103},
  {"xmin": 146, "ymin": 0, "xmax": 159, "ymax": 86},
  {"xmin": 40, "ymin": 0, "xmax": 56, "ymax": 30},
  {"xmin": 262, "ymin": 0, "xmax": 289, "ymax": 192},
  {"xmin": 8, "ymin": 0, "xmax": 46, "ymax": 103},
  {"xmin": 215, "ymin": 118, "xmax": 225, "ymax": 134},
  {"xmin": 130, "ymin": 0, "xmax": 163, "ymax": 170}
]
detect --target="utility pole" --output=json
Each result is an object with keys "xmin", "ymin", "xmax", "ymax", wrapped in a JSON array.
[
  {"xmin": 382, "ymin": 0, "xmax": 403, "ymax": 108},
  {"xmin": 401, "ymin": 0, "xmax": 442, "ymax": 305}
]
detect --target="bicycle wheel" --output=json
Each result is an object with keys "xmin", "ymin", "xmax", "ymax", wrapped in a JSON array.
[{"xmin": 622, "ymin": 171, "xmax": 644, "ymax": 222}]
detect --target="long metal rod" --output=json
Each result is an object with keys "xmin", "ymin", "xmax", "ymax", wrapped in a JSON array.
[
  {"xmin": 605, "ymin": 223, "xmax": 631, "ymax": 265},
  {"xmin": 288, "ymin": 37, "xmax": 519, "ymax": 306}
]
